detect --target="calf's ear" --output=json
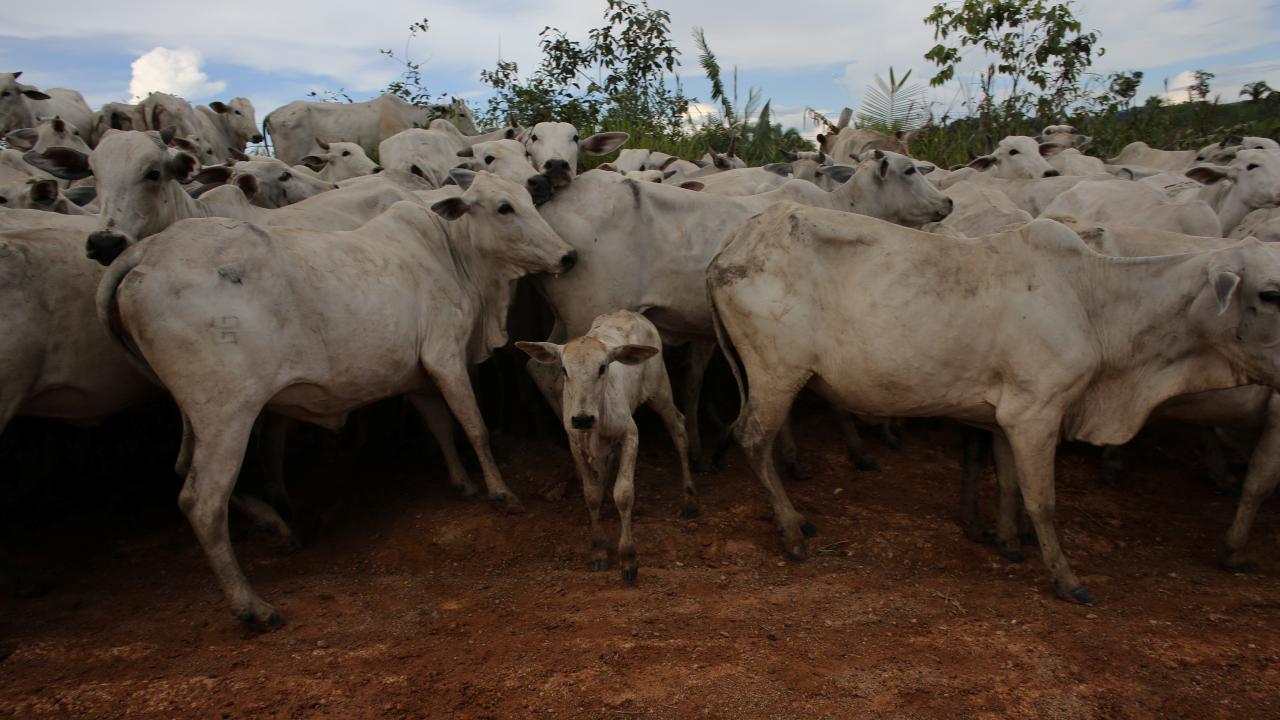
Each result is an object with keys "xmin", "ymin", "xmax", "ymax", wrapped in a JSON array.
[
  {"xmin": 817, "ymin": 164, "xmax": 855, "ymax": 184},
  {"xmin": 299, "ymin": 155, "xmax": 328, "ymax": 171},
  {"xmin": 609, "ymin": 344, "xmax": 659, "ymax": 366},
  {"xmin": 167, "ymin": 151, "xmax": 198, "ymax": 183},
  {"xmin": 580, "ymin": 131, "xmax": 628, "ymax": 156},
  {"xmin": 515, "ymin": 341, "xmax": 562, "ymax": 365},
  {"xmin": 234, "ymin": 173, "xmax": 259, "ymax": 198},
  {"xmin": 4, "ymin": 128, "xmax": 38, "ymax": 150},
  {"xmin": 28, "ymin": 178, "xmax": 59, "ymax": 206},
  {"xmin": 966, "ymin": 155, "xmax": 996, "ymax": 171},
  {"xmin": 763, "ymin": 163, "xmax": 793, "ymax": 177},
  {"xmin": 1187, "ymin": 164, "xmax": 1235, "ymax": 185},
  {"xmin": 23, "ymin": 147, "xmax": 92, "ymax": 180},
  {"xmin": 679, "ymin": 180, "xmax": 705, "ymax": 191}
]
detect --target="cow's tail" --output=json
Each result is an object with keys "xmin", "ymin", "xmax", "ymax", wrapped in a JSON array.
[
  {"xmin": 95, "ymin": 249, "xmax": 162, "ymax": 386},
  {"xmin": 707, "ymin": 264, "xmax": 746, "ymax": 469}
]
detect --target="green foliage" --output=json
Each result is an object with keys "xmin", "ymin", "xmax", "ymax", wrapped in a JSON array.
[
  {"xmin": 1240, "ymin": 81, "xmax": 1275, "ymax": 102},
  {"xmin": 1105, "ymin": 70, "xmax": 1143, "ymax": 110},
  {"xmin": 858, "ymin": 67, "xmax": 928, "ymax": 134},
  {"xmin": 924, "ymin": 0, "xmax": 1102, "ymax": 120},
  {"xmin": 1188, "ymin": 70, "xmax": 1215, "ymax": 103},
  {"xmin": 478, "ymin": 0, "xmax": 689, "ymax": 136}
]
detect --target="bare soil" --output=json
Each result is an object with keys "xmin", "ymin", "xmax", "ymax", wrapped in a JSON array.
[{"xmin": 2, "ymin": 401, "xmax": 1280, "ymax": 719}]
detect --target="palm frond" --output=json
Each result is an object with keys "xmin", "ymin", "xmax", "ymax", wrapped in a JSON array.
[
  {"xmin": 693, "ymin": 27, "xmax": 732, "ymax": 122},
  {"xmin": 858, "ymin": 66, "xmax": 928, "ymax": 134}
]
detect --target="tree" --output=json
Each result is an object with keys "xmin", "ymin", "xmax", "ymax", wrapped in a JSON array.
[
  {"xmin": 480, "ymin": 0, "xmax": 689, "ymax": 135},
  {"xmin": 923, "ymin": 0, "xmax": 1103, "ymax": 119},
  {"xmin": 1106, "ymin": 70, "xmax": 1143, "ymax": 110},
  {"xmin": 858, "ymin": 67, "xmax": 929, "ymax": 134},
  {"xmin": 1188, "ymin": 69, "xmax": 1214, "ymax": 103},
  {"xmin": 1240, "ymin": 80, "xmax": 1274, "ymax": 102}
]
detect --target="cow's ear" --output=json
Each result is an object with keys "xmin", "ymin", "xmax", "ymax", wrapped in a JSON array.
[
  {"xmin": 966, "ymin": 155, "xmax": 996, "ymax": 171},
  {"xmin": 28, "ymin": 179, "xmax": 59, "ymax": 206},
  {"xmin": 817, "ymin": 164, "xmax": 855, "ymax": 184},
  {"xmin": 209, "ymin": 101, "xmax": 230, "ymax": 113},
  {"xmin": 23, "ymin": 147, "xmax": 92, "ymax": 180},
  {"xmin": 314, "ymin": 138, "xmax": 330, "ymax": 151},
  {"xmin": 657, "ymin": 155, "xmax": 679, "ymax": 170},
  {"xmin": 712, "ymin": 153, "xmax": 731, "ymax": 170},
  {"xmin": 515, "ymin": 341, "xmax": 562, "ymax": 365},
  {"xmin": 763, "ymin": 162, "xmax": 793, "ymax": 177},
  {"xmin": 167, "ymin": 151, "xmax": 198, "ymax": 183},
  {"xmin": 448, "ymin": 168, "xmax": 477, "ymax": 190},
  {"xmin": 456, "ymin": 146, "xmax": 474, "ymax": 157},
  {"xmin": 1039, "ymin": 142, "xmax": 1066, "ymax": 158},
  {"xmin": 1073, "ymin": 134, "xmax": 1092, "ymax": 149},
  {"xmin": 234, "ymin": 173, "xmax": 259, "ymax": 198},
  {"xmin": 916, "ymin": 162, "xmax": 937, "ymax": 175},
  {"xmin": 4, "ymin": 128, "xmax": 37, "ymax": 150},
  {"xmin": 679, "ymin": 180, "xmax": 705, "ymax": 192},
  {"xmin": 192, "ymin": 165, "xmax": 233, "ymax": 185},
  {"xmin": 431, "ymin": 196, "xmax": 470, "ymax": 220},
  {"xmin": 609, "ymin": 344, "xmax": 659, "ymax": 366},
  {"xmin": 579, "ymin": 131, "xmax": 628, "ymax": 156},
  {"xmin": 64, "ymin": 185, "xmax": 97, "ymax": 206},
  {"xmin": 1211, "ymin": 269, "xmax": 1242, "ymax": 314},
  {"xmin": 299, "ymin": 155, "xmax": 328, "ymax": 171},
  {"xmin": 20, "ymin": 87, "xmax": 50, "ymax": 100},
  {"xmin": 663, "ymin": 169, "xmax": 677, "ymax": 180},
  {"xmin": 597, "ymin": 162, "xmax": 617, "ymax": 173},
  {"xmin": 1187, "ymin": 164, "xmax": 1235, "ymax": 185},
  {"xmin": 503, "ymin": 127, "xmax": 516, "ymax": 139}
]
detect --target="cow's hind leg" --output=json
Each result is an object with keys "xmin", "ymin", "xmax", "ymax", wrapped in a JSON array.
[
  {"xmin": 737, "ymin": 371, "xmax": 813, "ymax": 559},
  {"xmin": 991, "ymin": 430, "xmax": 1026, "ymax": 563},
  {"xmin": 959, "ymin": 427, "xmax": 992, "ymax": 543},
  {"xmin": 678, "ymin": 340, "xmax": 716, "ymax": 472},
  {"xmin": 180, "ymin": 409, "xmax": 282, "ymax": 628},
  {"xmin": 613, "ymin": 423, "xmax": 641, "ymax": 583}
]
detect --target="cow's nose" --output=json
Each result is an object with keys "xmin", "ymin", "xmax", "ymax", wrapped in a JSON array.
[
  {"xmin": 86, "ymin": 231, "xmax": 129, "ymax": 266},
  {"xmin": 1043, "ymin": 169, "xmax": 1060, "ymax": 177},
  {"xmin": 372, "ymin": 166, "xmax": 384, "ymax": 174},
  {"xmin": 560, "ymin": 250, "xmax": 578, "ymax": 272},
  {"xmin": 251, "ymin": 134, "xmax": 264, "ymax": 143},
  {"xmin": 544, "ymin": 159, "xmax": 571, "ymax": 174},
  {"xmin": 571, "ymin": 414, "xmax": 596, "ymax": 430}
]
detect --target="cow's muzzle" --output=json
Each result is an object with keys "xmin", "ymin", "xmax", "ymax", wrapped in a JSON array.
[
  {"xmin": 86, "ymin": 231, "xmax": 130, "ymax": 266},
  {"xmin": 570, "ymin": 414, "xmax": 596, "ymax": 430}
]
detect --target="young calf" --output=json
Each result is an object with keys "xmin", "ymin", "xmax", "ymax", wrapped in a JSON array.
[{"xmin": 518, "ymin": 311, "xmax": 697, "ymax": 583}]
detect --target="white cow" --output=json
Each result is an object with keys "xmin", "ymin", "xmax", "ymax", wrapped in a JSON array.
[
  {"xmin": 379, "ymin": 123, "xmax": 518, "ymax": 187},
  {"xmin": 88, "ymin": 102, "xmax": 146, "ymax": 146},
  {"xmin": 923, "ymin": 181, "xmax": 1033, "ymax": 237},
  {"xmin": 299, "ymin": 140, "xmax": 382, "ymax": 181},
  {"xmin": 191, "ymin": 158, "xmax": 339, "ymax": 209},
  {"xmin": 817, "ymin": 126, "xmax": 913, "ymax": 164},
  {"xmin": 264, "ymin": 95, "xmax": 477, "ymax": 166},
  {"xmin": 1108, "ymin": 141, "xmax": 1197, "ymax": 173},
  {"xmin": 520, "ymin": 122, "xmax": 628, "ymax": 184},
  {"xmin": 1184, "ymin": 150, "xmax": 1280, "ymax": 235},
  {"xmin": 96, "ymin": 171, "xmax": 576, "ymax": 626},
  {"xmin": 5, "ymin": 116, "xmax": 91, "ymax": 154},
  {"xmin": 708, "ymin": 206, "xmax": 1280, "ymax": 604},
  {"xmin": 194, "ymin": 98, "xmax": 263, "ymax": 159},
  {"xmin": 1041, "ymin": 178, "xmax": 1222, "ymax": 236},
  {"xmin": 0, "ymin": 72, "xmax": 93, "ymax": 139},
  {"xmin": 687, "ymin": 167, "xmax": 790, "ymax": 196},
  {"xmin": 965, "ymin": 136, "xmax": 1063, "ymax": 179},
  {"xmin": 1232, "ymin": 207, "xmax": 1280, "ymax": 244},
  {"xmin": 0, "ymin": 177, "xmax": 91, "ymax": 214},
  {"xmin": 518, "ymin": 310, "xmax": 697, "ymax": 583}
]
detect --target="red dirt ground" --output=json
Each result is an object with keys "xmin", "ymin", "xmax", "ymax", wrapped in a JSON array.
[{"xmin": 2, "ymin": 402, "xmax": 1279, "ymax": 719}]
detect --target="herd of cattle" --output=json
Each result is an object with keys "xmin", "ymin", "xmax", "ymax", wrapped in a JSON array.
[{"xmin": 3, "ymin": 69, "xmax": 1280, "ymax": 629}]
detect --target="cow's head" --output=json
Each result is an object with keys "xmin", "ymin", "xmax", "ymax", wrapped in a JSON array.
[
  {"xmin": 516, "ymin": 333, "xmax": 658, "ymax": 432},
  {"xmin": 191, "ymin": 157, "xmax": 338, "ymax": 209},
  {"xmin": 967, "ymin": 136, "xmax": 1061, "ymax": 179},
  {"xmin": 24, "ymin": 129, "xmax": 200, "ymax": 264},
  {"xmin": 429, "ymin": 169, "xmax": 576, "ymax": 276},
  {"xmin": 208, "ymin": 97, "xmax": 262, "ymax": 146},
  {"xmin": 5, "ymin": 115, "xmax": 91, "ymax": 154},
  {"xmin": 1198, "ymin": 239, "xmax": 1280, "ymax": 385},
  {"xmin": 836, "ymin": 149, "xmax": 953, "ymax": 227},
  {"xmin": 455, "ymin": 139, "xmax": 557, "ymax": 206},
  {"xmin": 0, "ymin": 72, "xmax": 50, "ymax": 132},
  {"xmin": 300, "ymin": 139, "xmax": 381, "ymax": 181},
  {"xmin": 0, "ymin": 177, "xmax": 62, "ymax": 212},
  {"xmin": 1188, "ymin": 149, "xmax": 1280, "ymax": 232},
  {"xmin": 1038, "ymin": 124, "xmax": 1091, "ymax": 149},
  {"xmin": 519, "ymin": 121, "xmax": 628, "ymax": 186}
]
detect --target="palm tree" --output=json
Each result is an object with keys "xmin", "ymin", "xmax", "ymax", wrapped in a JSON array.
[{"xmin": 1240, "ymin": 81, "xmax": 1275, "ymax": 102}]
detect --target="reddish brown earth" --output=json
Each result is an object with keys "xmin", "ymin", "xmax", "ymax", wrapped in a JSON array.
[{"xmin": 2, "ymin": 402, "xmax": 1279, "ymax": 719}]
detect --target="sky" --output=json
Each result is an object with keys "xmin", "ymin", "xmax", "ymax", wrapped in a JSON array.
[{"xmin": 4, "ymin": 0, "xmax": 1279, "ymax": 141}]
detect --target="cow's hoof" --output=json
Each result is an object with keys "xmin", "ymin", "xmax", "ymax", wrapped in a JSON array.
[
  {"xmin": 1067, "ymin": 586, "xmax": 1095, "ymax": 605},
  {"xmin": 853, "ymin": 456, "xmax": 881, "ymax": 472},
  {"xmin": 800, "ymin": 521, "xmax": 818, "ymax": 538},
  {"xmin": 997, "ymin": 544, "xmax": 1025, "ymax": 563},
  {"xmin": 1223, "ymin": 556, "xmax": 1257, "ymax": 573},
  {"xmin": 963, "ymin": 524, "xmax": 996, "ymax": 545},
  {"xmin": 621, "ymin": 568, "xmax": 638, "ymax": 584},
  {"xmin": 454, "ymin": 482, "xmax": 481, "ymax": 499},
  {"xmin": 680, "ymin": 501, "xmax": 700, "ymax": 519},
  {"xmin": 590, "ymin": 559, "xmax": 609, "ymax": 572},
  {"xmin": 237, "ymin": 607, "xmax": 286, "ymax": 632},
  {"xmin": 490, "ymin": 492, "xmax": 525, "ymax": 514}
]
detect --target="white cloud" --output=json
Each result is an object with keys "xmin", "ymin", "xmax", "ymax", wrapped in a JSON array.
[{"xmin": 129, "ymin": 47, "xmax": 226, "ymax": 102}]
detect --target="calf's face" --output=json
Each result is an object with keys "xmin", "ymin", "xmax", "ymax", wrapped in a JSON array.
[
  {"xmin": 854, "ymin": 150, "xmax": 954, "ymax": 227},
  {"xmin": 516, "ymin": 338, "xmax": 659, "ymax": 430},
  {"xmin": 521, "ymin": 122, "xmax": 628, "ymax": 185},
  {"xmin": 968, "ymin": 136, "xmax": 1061, "ymax": 179},
  {"xmin": 1204, "ymin": 240, "xmax": 1280, "ymax": 384}
]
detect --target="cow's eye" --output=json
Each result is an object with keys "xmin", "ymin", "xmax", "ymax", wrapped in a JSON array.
[
  {"xmin": 905, "ymin": 166, "xmax": 916, "ymax": 175},
  {"xmin": 278, "ymin": 171, "xmax": 292, "ymax": 181},
  {"xmin": 1260, "ymin": 291, "xmax": 1280, "ymax": 305},
  {"xmin": 530, "ymin": 135, "xmax": 538, "ymax": 142},
  {"xmin": 497, "ymin": 202, "xmax": 514, "ymax": 215},
  {"xmin": 0, "ymin": 196, "xmax": 7, "ymax": 204},
  {"xmin": 484, "ymin": 155, "xmax": 495, "ymax": 165},
  {"xmin": 1008, "ymin": 148, "xmax": 1020, "ymax": 156},
  {"xmin": 1196, "ymin": 155, "xmax": 1205, "ymax": 161},
  {"xmin": 597, "ymin": 364, "xmax": 606, "ymax": 377},
  {"xmin": 1247, "ymin": 164, "xmax": 1260, "ymax": 171},
  {"xmin": 342, "ymin": 150, "xmax": 351, "ymax": 157},
  {"xmin": 144, "ymin": 169, "xmax": 161, "ymax": 181},
  {"xmin": 234, "ymin": 110, "xmax": 242, "ymax": 115},
  {"xmin": 572, "ymin": 135, "xmax": 580, "ymax": 143},
  {"xmin": 0, "ymin": 91, "xmax": 9, "ymax": 97}
]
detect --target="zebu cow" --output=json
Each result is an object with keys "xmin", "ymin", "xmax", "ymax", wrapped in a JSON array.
[
  {"xmin": 923, "ymin": 181, "xmax": 1033, "ymax": 237},
  {"xmin": 298, "ymin": 140, "xmax": 382, "ymax": 181},
  {"xmin": 264, "ymin": 95, "xmax": 477, "ymax": 165},
  {"xmin": 5, "ymin": 116, "xmax": 91, "ymax": 155},
  {"xmin": 89, "ymin": 102, "xmax": 146, "ymax": 145},
  {"xmin": 1232, "ymin": 208, "xmax": 1280, "ymax": 244},
  {"xmin": 708, "ymin": 207, "xmax": 1280, "ymax": 603},
  {"xmin": 531, "ymin": 152, "xmax": 952, "ymax": 468},
  {"xmin": 0, "ymin": 177, "xmax": 91, "ymax": 215},
  {"xmin": 520, "ymin": 122, "xmax": 628, "ymax": 184},
  {"xmin": 1041, "ymin": 178, "xmax": 1222, "ymax": 236},
  {"xmin": 194, "ymin": 98, "xmax": 263, "ymax": 159},
  {"xmin": 818, "ymin": 127, "xmax": 913, "ymax": 163},
  {"xmin": 191, "ymin": 158, "xmax": 338, "ymax": 209},
  {"xmin": 0, "ymin": 72, "xmax": 93, "ymax": 139},
  {"xmin": 1108, "ymin": 141, "xmax": 1197, "ymax": 173},
  {"xmin": 965, "ymin": 136, "xmax": 1062, "ymax": 179},
  {"xmin": 1183, "ymin": 150, "xmax": 1280, "ymax": 236},
  {"xmin": 518, "ymin": 310, "xmax": 697, "ymax": 583},
  {"xmin": 96, "ymin": 171, "xmax": 576, "ymax": 626},
  {"xmin": 379, "ymin": 123, "xmax": 519, "ymax": 187},
  {"xmin": 22, "ymin": 130, "xmax": 428, "ymax": 264}
]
